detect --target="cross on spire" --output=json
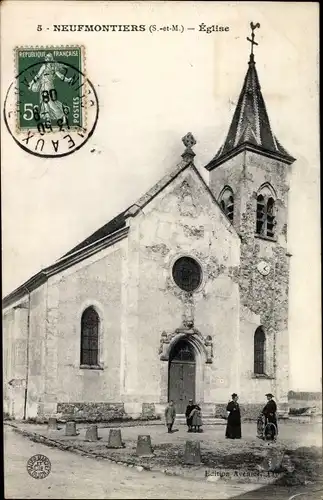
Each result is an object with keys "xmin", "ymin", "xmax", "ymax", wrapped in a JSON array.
[
  {"xmin": 204, "ymin": 21, "xmax": 296, "ymax": 171},
  {"xmin": 247, "ymin": 22, "xmax": 260, "ymax": 61}
]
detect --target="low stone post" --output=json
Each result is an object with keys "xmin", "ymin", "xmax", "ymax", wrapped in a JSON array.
[
  {"xmin": 107, "ymin": 429, "xmax": 124, "ymax": 448},
  {"xmin": 48, "ymin": 417, "xmax": 58, "ymax": 430},
  {"xmin": 85, "ymin": 424, "xmax": 98, "ymax": 441},
  {"xmin": 136, "ymin": 435, "xmax": 154, "ymax": 457},
  {"xmin": 65, "ymin": 421, "xmax": 77, "ymax": 436},
  {"xmin": 261, "ymin": 449, "xmax": 285, "ymax": 472},
  {"xmin": 184, "ymin": 440, "xmax": 201, "ymax": 465}
]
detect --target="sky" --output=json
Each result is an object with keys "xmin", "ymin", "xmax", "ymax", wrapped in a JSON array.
[{"xmin": 1, "ymin": 1, "xmax": 321, "ymax": 391}]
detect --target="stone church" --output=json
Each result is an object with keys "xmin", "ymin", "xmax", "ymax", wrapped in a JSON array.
[{"xmin": 3, "ymin": 39, "xmax": 295, "ymax": 422}]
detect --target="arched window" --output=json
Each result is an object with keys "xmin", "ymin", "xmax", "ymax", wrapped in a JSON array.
[
  {"xmin": 256, "ymin": 185, "xmax": 276, "ymax": 238},
  {"xmin": 254, "ymin": 327, "xmax": 265, "ymax": 374},
  {"xmin": 80, "ymin": 307, "xmax": 99, "ymax": 366},
  {"xmin": 219, "ymin": 187, "xmax": 234, "ymax": 222}
]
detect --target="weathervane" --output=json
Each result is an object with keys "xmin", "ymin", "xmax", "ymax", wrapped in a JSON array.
[{"xmin": 247, "ymin": 22, "xmax": 260, "ymax": 58}]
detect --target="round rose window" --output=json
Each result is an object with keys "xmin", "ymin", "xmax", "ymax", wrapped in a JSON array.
[{"xmin": 172, "ymin": 256, "xmax": 202, "ymax": 292}]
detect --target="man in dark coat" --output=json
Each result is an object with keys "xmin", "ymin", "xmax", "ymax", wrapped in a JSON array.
[
  {"xmin": 262, "ymin": 393, "xmax": 278, "ymax": 439},
  {"xmin": 185, "ymin": 399, "xmax": 195, "ymax": 432},
  {"xmin": 225, "ymin": 393, "xmax": 241, "ymax": 439}
]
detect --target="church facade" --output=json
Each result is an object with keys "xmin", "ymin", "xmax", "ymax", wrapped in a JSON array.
[{"xmin": 3, "ymin": 41, "xmax": 295, "ymax": 422}]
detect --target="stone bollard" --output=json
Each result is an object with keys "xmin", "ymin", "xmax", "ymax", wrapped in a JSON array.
[
  {"xmin": 281, "ymin": 453, "xmax": 295, "ymax": 473},
  {"xmin": 184, "ymin": 440, "xmax": 201, "ymax": 465},
  {"xmin": 107, "ymin": 429, "xmax": 124, "ymax": 448},
  {"xmin": 65, "ymin": 421, "xmax": 77, "ymax": 436},
  {"xmin": 260, "ymin": 449, "xmax": 285, "ymax": 472},
  {"xmin": 85, "ymin": 425, "xmax": 99, "ymax": 442},
  {"xmin": 48, "ymin": 417, "xmax": 58, "ymax": 430},
  {"xmin": 136, "ymin": 435, "xmax": 154, "ymax": 457}
]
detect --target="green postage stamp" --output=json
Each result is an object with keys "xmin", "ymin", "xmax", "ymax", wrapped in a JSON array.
[
  {"xmin": 17, "ymin": 46, "xmax": 84, "ymax": 130},
  {"xmin": 4, "ymin": 46, "xmax": 99, "ymax": 158}
]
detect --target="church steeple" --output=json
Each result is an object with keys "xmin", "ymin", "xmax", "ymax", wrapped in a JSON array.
[{"xmin": 206, "ymin": 22, "xmax": 295, "ymax": 171}]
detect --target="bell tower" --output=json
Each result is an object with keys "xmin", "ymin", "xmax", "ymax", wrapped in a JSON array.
[{"xmin": 205, "ymin": 23, "xmax": 296, "ymax": 413}]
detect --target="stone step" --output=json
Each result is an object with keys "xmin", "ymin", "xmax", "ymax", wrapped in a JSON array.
[{"xmin": 175, "ymin": 414, "xmax": 226, "ymax": 425}]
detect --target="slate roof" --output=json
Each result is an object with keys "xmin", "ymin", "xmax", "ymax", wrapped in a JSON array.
[
  {"xmin": 205, "ymin": 54, "xmax": 295, "ymax": 170},
  {"xmin": 3, "ymin": 149, "xmax": 239, "ymax": 309},
  {"xmin": 2, "ymin": 157, "xmax": 192, "ymax": 307},
  {"xmin": 62, "ymin": 211, "xmax": 127, "ymax": 258},
  {"xmin": 62, "ymin": 157, "xmax": 190, "ymax": 258}
]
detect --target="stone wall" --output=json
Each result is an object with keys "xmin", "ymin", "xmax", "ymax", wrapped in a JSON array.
[
  {"xmin": 2, "ymin": 284, "xmax": 48, "ymax": 420},
  {"xmin": 56, "ymin": 402, "xmax": 126, "ymax": 422},
  {"xmin": 27, "ymin": 286, "xmax": 47, "ymax": 418},
  {"xmin": 45, "ymin": 241, "xmax": 125, "ymax": 408},
  {"xmin": 288, "ymin": 391, "xmax": 322, "ymax": 401},
  {"xmin": 124, "ymin": 165, "xmax": 241, "ymax": 405},
  {"xmin": 209, "ymin": 150, "xmax": 292, "ymax": 405},
  {"xmin": 214, "ymin": 403, "xmax": 289, "ymax": 420},
  {"xmin": 3, "ymin": 308, "xmax": 15, "ymax": 415},
  {"xmin": 288, "ymin": 391, "xmax": 322, "ymax": 410},
  {"xmin": 141, "ymin": 403, "xmax": 157, "ymax": 419}
]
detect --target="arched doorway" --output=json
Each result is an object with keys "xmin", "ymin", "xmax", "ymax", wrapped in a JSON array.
[{"xmin": 168, "ymin": 338, "xmax": 196, "ymax": 413}]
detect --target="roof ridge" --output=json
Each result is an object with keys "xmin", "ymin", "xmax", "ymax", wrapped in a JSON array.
[{"xmin": 124, "ymin": 158, "xmax": 190, "ymax": 216}]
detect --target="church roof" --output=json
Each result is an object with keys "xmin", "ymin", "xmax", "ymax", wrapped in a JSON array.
[
  {"xmin": 62, "ymin": 156, "xmax": 191, "ymax": 258},
  {"xmin": 62, "ymin": 211, "xmax": 127, "ymax": 258},
  {"xmin": 60, "ymin": 134, "xmax": 238, "ymax": 260},
  {"xmin": 205, "ymin": 52, "xmax": 295, "ymax": 170},
  {"xmin": 3, "ymin": 134, "xmax": 239, "ymax": 309},
  {"xmin": 3, "ymin": 139, "xmax": 211, "ymax": 308}
]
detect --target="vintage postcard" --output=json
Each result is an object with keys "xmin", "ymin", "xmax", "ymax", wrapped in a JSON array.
[{"xmin": 1, "ymin": 1, "xmax": 321, "ymax": 499}]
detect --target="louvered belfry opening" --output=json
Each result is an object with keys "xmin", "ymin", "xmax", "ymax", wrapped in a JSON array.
[
  {"xmin": 256, "ymin": 194, "xmax": 266, "ymax": 235},
  {"xmin": 256, "ymin": 193, "xmax": 276, "ymax": 238},
  {"xmin": 219, "ymin": 187, "xmax": 234, "ymax": 223},
  {"xmin": 266, "ymin": 197, "xmax": 275, "ymax": 238}
]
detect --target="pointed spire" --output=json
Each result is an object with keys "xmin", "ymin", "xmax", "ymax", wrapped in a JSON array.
[{"xmin": 205, "ymin": 23, "xmax": 295, "ymax": 170}]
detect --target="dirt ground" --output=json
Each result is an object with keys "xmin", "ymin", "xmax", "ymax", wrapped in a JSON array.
[
  {"xmin": 5, "ymin": 426, "xmax": 262, "ymax": 500},
  {"xmin": 11, "ymin": 418, "xmax": 322, "ymax": 486}
]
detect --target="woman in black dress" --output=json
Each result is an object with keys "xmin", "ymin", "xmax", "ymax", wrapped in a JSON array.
[{"xmin": 225, "ymin": 393, "xmax": 241, "ymax": 439}]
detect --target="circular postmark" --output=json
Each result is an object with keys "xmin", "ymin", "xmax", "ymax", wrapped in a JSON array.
[
  {"xmin": 4, "ymin": 48, "xmax": 99, "ymax": 158},
  {"xmin": 27, "ymin": 454, "xmax": 51, "ymax": 479}
]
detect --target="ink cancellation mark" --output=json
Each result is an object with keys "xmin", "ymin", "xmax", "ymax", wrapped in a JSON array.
[
  {"xmin": 3, "ymin": 46, "xmax": 99, "ymax": 158},
  {"xmin": 27, "ymin": 454, "xmax": 51, "ymax": 479}
]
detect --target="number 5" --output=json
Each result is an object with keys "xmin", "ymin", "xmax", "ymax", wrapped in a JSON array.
[{"xmin": 23, "ymin": 103, "xmax": 34, "ymax": 120}]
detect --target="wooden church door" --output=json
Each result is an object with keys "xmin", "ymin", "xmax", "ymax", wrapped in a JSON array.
[{"xmin": 168, "ymin": 339, "xmax": 196, "ymax": 414}]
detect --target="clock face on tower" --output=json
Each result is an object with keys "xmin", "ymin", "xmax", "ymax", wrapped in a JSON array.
[{"xmin": 257, "ymin": 261, "xmax": 271, "ymax": 276}]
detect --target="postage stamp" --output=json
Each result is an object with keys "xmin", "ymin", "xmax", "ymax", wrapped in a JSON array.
[{"xmin": 3, "ymin": 46, "xmax": 99, "ymax": 158}]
